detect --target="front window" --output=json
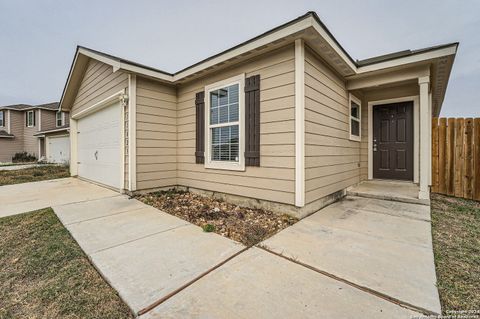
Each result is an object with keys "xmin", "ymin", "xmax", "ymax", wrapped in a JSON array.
[
  {"xmin": 205, "ymin": 74, "xmax": 244, "ymax": 170},
  {"xmin": 56, "ymin": 112, "xmax": 64, "ymax": 127},
  {"xmin": 27, "ymin": 110, "xmax": 35, "ymax": 127},
  {"xmin": 0, "ymin": 111, "xmax": 4, "ymax": 127},
  {"xmin": 349, "ymin": 94, "xmax": 361, "ymax": 141}
]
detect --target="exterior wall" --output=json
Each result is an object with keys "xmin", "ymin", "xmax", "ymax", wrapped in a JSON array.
[
  {"xmin": 0, "ymin": 111, "xmax": 24, "ymax": 162},
  {"xmin": 304, "ymin": 47, "xmax": 360, "ymax": 205},
  {"xmin": 135, "ymin": 77, "xmax": 177, "ymax": 190},
  {"xmin": 359, "ymin": 83, "xmax": 419, "ymax": 181},
  {"xmin": 41, "ymin": 110, "xmax": 70, "ymax": 131},
  {"xmin": 175, "ymin": 45, "xmax": 296, "ymax": 205},
  {"xmin": 71, "ymin": 59, "xmax": 128, "ymax": 117},
  {"xmin": 23, "ymin": 109, "xmax": 40, "ymax": 157}
]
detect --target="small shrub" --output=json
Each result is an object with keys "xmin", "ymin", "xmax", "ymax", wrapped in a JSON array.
[
  {"xmin": 202, "ymin": 224, "xmax": 215, "ymax": 232},
  {"xmin": 33, "ymin": 171, "xmax": 45, "ymax": 177},
  {"xmin": 12, "ymin": 152, "xmax": 37, "ymax": 163}
]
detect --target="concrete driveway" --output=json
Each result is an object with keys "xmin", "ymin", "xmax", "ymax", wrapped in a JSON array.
[{"xmin": 0, "ymin": 178, "xmax": 118, "ymax": 218}]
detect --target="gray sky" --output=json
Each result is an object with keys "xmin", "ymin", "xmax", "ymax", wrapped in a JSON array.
[{"xmin": 0, "ymin": 0, "xmax": 478, "ymax": 117}]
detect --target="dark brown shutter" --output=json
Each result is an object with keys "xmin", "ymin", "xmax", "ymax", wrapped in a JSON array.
[
  {"xmin": 245, "ymin": 75, "xmax": 260, "ymax": 166},
  {"xmin": 25, "ymin": 112, "xmax": 28, "ymax": 127},
  {"xmin": 195, "ymin": 91, "xmax": 205, "ymax": 164},
  {"xmin": 33, "ymin": 111, "xmax": 36, "ymax": 126}
]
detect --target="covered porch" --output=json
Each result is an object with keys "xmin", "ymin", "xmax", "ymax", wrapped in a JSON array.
[{"xmin": 346, "ymin": 45, "xmax": 456, "ymax": 201}]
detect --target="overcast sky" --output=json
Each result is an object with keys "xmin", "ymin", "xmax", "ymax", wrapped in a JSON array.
[{"xmin": 0, "ymin": 0, "xmax": 478, "ymax": 117}]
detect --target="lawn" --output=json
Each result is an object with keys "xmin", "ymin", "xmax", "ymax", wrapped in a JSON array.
[
  {"xmin": 0, "ymin": 165, "xmax": 70, "ymax": 186},
  {"xmin": 0, "ymin": 208, "xmax": 133, "ymax": 319},
  {"xmin": 431, "ymin": 193, "xmax": 480, "ymax": 312}
]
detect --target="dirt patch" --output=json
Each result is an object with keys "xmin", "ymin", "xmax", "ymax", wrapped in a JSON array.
[
  {"xmin": 0, "ymin": 165, "xmax": 70, "ymax": 186},
  {"xmin": 0, "ymin": 208, "xmax": 133, "ymax": 319},
  {"xmin": 430, "ymin": 193, "xmax": 480, "ymax": 312},
  {"xmin": 136, "ymin": 190, "xmax": 297, "ymax": 246}
]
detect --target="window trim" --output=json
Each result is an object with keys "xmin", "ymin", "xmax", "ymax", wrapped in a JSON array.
[
  {"xmin": 0, "ymin": 111, "xmax": 4, "ymax": 127},
  {"xmin": 349, "ymin": 93, "xmax": 361, "ymax": 142},
  {"xmin": 204, "ymin": 73, "xmax": 245, "ymax": 171},
  {"xmin": 27, "ymin": 110, "xmax": 35, "ymax": 127},
  {"xmin": 56, "ymin": 111, "xmax": 64, "ymax": 127}
]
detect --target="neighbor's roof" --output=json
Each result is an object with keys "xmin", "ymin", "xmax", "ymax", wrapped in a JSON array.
[
  {"xmin": 33, "ymin": 127, "xmax": 70, "ymax": 137},
  {"xmin": 0, "ymin": 102, "xmax": 59, "ymax": 111},
  {"xmin": 59, "ymin": 11, "xmax": 458, "ymax": 113}
]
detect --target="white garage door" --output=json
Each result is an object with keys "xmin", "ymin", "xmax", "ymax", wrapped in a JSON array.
[
  {"xmin": 77, "ymin": 102, "xmax": 122, "ymax": 189},
  {"xmin": 47, "ymin": 136, "xmax": 70, "ymax": 164}
]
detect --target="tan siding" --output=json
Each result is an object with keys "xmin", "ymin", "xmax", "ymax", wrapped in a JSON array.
[
  {"xmin": 71, "ymin": 59, "xmax": 128, "ymax": 116},
  {"xmin": 175, "ymin": 45, "xmax": 296, "ymax": 205},
  {"xmin": 23, "ymin": 110, "xmax": 40, "ymax": 157},
  {"xmin": 0, "ymin": 111, "xmax": 24, "ymax": 162},
  {"xmin": 40, "ymin": 110, "xmax": 57, "ymax": 131},
  {"xmin": 304, "ymin": 47, "xmax": 361, "ymax": 204},
  {"xmin": 136, "ymin": 77, "xmax": 178, "ymax": 190}
]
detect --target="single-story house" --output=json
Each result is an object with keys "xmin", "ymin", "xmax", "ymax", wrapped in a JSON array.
[
  {"xmin": 59, "ymin": 11, "xmax": 457, "ymax": 217},
  {"xmin": 0, "ymin": 102, "xmax": 70, "ymax": 164}
]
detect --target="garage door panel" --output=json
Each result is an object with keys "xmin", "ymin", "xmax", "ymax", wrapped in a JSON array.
[
  {"xmin": 48, "ymin": 136, "xmax": 70, "ymax": 164},
  {"xmin": 77, "ymin": 102, "xmax": 122, "ymax": 189}
]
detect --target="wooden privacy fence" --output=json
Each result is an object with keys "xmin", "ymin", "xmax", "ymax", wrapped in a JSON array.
[{"xmin": 432, "ymin": 117, "xmax": 480, "ymax": 200}]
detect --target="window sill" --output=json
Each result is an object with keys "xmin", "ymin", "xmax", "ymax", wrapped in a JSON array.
[
  {"xmin": 204, "ymin": 161, "xmax": 245, "ymax": 172},
  {"xmin": 349, "ymin": 135, "xmax": 361, "ymax": 142}
]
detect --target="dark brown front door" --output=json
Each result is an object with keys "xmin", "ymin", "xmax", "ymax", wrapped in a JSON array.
[{"xmin": 373, "ymin": 101, "xmax": 413, "ymax": 180}]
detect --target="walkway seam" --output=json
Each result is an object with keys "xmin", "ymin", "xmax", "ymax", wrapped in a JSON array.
[
  {"xmin": 257, "ymin": 245, "xmax": 439, "ymax": 317},
  {"xmin": 137, "ymin": 246, "xmax": 250, "ymax": 316},
  {"xmin": 62, "ymin": 206, "xmax": 149, "ymax": 226},
  {"xmin": 89, "ymin": 223, "xmax": 191, "ymax": 255}
]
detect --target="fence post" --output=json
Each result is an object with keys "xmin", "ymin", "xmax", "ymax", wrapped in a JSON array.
[
  {"xmin": 438, "ymin": 118, "xmax": 447, "ymax": 194},
  {"xmin": 464, "ymin": 118, "xmax": 474, "ymax": 199},
  {"xmin": 454, "ymin": 118, "xmax": 465, "ymax": 197},
  {"xmin": 432, "ymin": 118, "xmax": 439, "ymax": 193},
  {"xmin": 446, "ymin": 118, "xmax": 455, "ymax": 196}
]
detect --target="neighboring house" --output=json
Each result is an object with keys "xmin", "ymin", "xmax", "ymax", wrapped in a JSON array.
[
  {"xmin": 0, "ymin": 102, "xmax": 70, "ymax": 163},
  {"xmin": 59, "ymin": 12, "xmax": 457, "ymax": 217}
]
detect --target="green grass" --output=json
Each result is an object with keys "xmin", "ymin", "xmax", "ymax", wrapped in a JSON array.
[
  {"xmin": 431, "ymin": 194, "xmax": 480, "ymax": 312},
  {"xmin": 0, "ymin": 165, "xmax": 70, "ymax": 186},
  {"xmin": 0, "ymin": 209, "xmax": 133, "ymax": 319}
]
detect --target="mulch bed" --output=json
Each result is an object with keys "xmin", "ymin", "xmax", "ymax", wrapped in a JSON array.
[{"xmin": 135, "ymin": 190, "xmax": 298, "ymax": 246}]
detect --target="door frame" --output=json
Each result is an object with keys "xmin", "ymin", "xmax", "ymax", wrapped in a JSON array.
[{"xmin": 368, "ymin": 96, "xmax": 419, "ymax": 183}]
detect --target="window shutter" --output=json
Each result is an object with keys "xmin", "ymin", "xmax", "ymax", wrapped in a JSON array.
[
  {"xmin": 25, "ymin": 112, "xmax": 28, "ymax": 127},
  {"xmin": 195, "ymin": 91, "xmax": 205, "ymax": 164},
  {"xmin": 245, "ymin": 75, "xmax": 260, "ymax": 166},
  {"xmin": 33, "ymin": 111, "xmax": 36, "ymax": 126}
]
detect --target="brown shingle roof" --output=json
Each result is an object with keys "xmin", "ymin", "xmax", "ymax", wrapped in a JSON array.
[{"xmin": 0, "ymin": 102, "xmax": 59, "ymax": 111}]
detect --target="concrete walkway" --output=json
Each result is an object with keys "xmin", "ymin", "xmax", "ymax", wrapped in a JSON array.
[
  {"xmin": 0, "ymin": 179, "xmax": 439, "ymax": 317},
  {"xmin": 53, "ymin": 195, "xmax": 244, "ymax": 315}
]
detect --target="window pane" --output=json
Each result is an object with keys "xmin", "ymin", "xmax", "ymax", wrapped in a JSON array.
[
  {"xmin": 218, "ymin": 105, "xmax": 229, "ymax": 124},
  {"xmin": 229, "ymin": 103, "xmax": 239, "ymax": 122},
  {"xmin": 210, "ymin": 125, "xmax": 239, "ymax": 162},
  {"xmin": 228, "ymin": 84, "xmax": 239, "ymax": 104},
  {"xmin": 351, "ymin": 119, "xmax": 360, "ymax": 136},
  {"xmin": 218, "ymin": 88, "xmax": 228, "ymax": 106},
  {"xmin": 210, "ymin": 106, "xmax": 219, "ymax": 125},
  {"xmin": 351, "ymin": 103, "xmax": 359, "ymax": 118},
  {"xmin": 210, "ymin": 90, "xmax": 219, "ymax": 107}
]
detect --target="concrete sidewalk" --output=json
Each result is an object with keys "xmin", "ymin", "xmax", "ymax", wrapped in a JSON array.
[
  {"xmin": 261, "ymin": 196, "xmax": 441, "ymax": 315},
  {"xmin": 53, "ymin": 196, "xmax": 244, "ymax": 315}
]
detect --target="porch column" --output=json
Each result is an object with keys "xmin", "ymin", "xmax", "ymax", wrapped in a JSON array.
[{"xmin": 418, "ymin": 76, "xmax": 430, "ymax": 199}]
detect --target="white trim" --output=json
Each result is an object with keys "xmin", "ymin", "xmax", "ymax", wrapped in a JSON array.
[
  {"xmin": 56, "ymin": 111, "xmax": 65, "ymax": 127},
  {"xmin": 418, "ymin": 77, "xmax": 430, "ymax": 199},
  {"xmin": 128, "ymin": 74, "xmax": 137, "ymax": 191},
  {"xmin": 7, "ymin": 110, "xmax": 10, "ymax": 133},
  {"xmin": 71, "ymin": 90, "xmax": 124, "ymax": 119},
  {"xmin": 367, "ymin": 96, "xmax": 419, "ymax": 182},
  {"xmin": 204, "ymin": 73, "xmax": 245, "ymax": 171},
  {"xmin": 357, "ymin": 46, "xmax": 457, "ymax": 74},
  {"xmin": 38, "ymin": 109, "xmax": 42, "ymax": 131},
  {"xmin": 120, "ymin": 98, "xmax": 126, "ymax": 192},
  {"xmin": 26, "ymin": 110, "xmax": 35, "ymax": 127},
  {"xmin": 77, "ymin": 48, "xmax": 172, "ymax": 82},
  {"xmin": 349, "ymin": 94, "xmax": 361, "ymax": 142},
  {"xmin": 69, "ymin": 118, "xmax": 78, "ymax": 176},
  {"xmin": 294, "ymin": 39, "xmax": 305, "ymax": 207},
  {"xmin": 38, "ymin": 137, "xmax": 42, "ymax": 159}
]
